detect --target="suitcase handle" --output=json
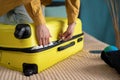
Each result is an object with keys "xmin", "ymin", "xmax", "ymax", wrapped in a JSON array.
[{"xmin": 57, "ymin": 41, "xmax": 75, "ymax": 51}]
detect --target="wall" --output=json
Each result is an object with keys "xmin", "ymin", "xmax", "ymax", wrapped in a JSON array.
[
  {"xmin": 80, "ymin": 0, "xmax": 115, "ymax": 45},
  {"xmin": 48, "ymin": 0, "xmax": 116, "ymax": 45}
]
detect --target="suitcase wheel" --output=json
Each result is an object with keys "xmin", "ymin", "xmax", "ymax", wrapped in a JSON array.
[
  {"xmin": 14, "ymin": 24, "xmax": 31, "ymax": 39},
  {"xmin": 23, "ymin": 63, "xmax": 38, "ymax": 76}
]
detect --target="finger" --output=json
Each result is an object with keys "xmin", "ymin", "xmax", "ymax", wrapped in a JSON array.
[
  {"xmin": 62, "ymin": 32, "xmax": 68, "ymax": 37},
  {"xmin": 36, "ymin": 33, "xmax": 42, "ymax": 46},
  {"xmin": 46, "ymin": 35, "xmax": 51, "ymax": 44},
  {"xmin": 43, "ymin": 38, "xmax": 47, "ymax": 46},
  {"xmin": 45, "ymin": 38, "xmax": 47, "ymax": 45},
  {"xmin": 48, "ymin": 37, "xmax": 50, "ymax": 44},
  {"xmin": 64, "ymin": 34, "xmax": 72, "ymax": 41},
  {"xmin": 39, "ymin": 38, "xmax": 42, "ymax": 46},
  {"xmin": 44, "ymin": 35, "xmax": 51, "ymax": 46},
  {"xmin": 45, "ymin": 37, "xmax": 49, "ymax": 45},
  {"xmin": 42, "ymin": 38, "xmax": 45, "ymax": 46},
  {"xmin": 63, "ymin": 32, "xmax": 70, "ymax": 40},
  {"xmin": 59, "ymin": 33, "xmax": 62, "ymax": 39},
  {"xmin": 61, "ymin": 32, "xmax": 67, "ymax": 40}
]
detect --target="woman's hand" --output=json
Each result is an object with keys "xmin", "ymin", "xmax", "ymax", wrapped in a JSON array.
[
  {"xmin": 36, "ymin": 25, "xmax": 51, "ymax": 46},
  {"xmin": 59, "ymin": 22, "xmax": 76, "ymax": 41}
]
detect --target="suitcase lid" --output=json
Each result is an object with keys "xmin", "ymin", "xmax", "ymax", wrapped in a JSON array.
[{"xmin": 0, "ymin": 17, "xmax": 82, "ymax": 49}]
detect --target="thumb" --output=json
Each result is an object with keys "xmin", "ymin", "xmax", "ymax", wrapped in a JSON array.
[{"xmin": 63, "ymin": 31, "xmax": 68, "ymax": 37}]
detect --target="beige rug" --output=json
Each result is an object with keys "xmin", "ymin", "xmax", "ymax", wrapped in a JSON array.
[{"xmin": 0, "ymin": 33, "xmax": 120, "ymax": 80}]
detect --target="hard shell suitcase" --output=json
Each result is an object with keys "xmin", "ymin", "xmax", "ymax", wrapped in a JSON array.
[{"xmin": 0, "ymin": 17, "xmax": 84, "ymax": 76}]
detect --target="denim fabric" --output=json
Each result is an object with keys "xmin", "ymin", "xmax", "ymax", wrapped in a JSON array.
[{"xmin": 0, "ymin": 5, "xmax": 33, "ymax": 24}]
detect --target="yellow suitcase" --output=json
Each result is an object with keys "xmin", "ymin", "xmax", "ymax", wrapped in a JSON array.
[{"xmin": 0, "ymin": 17, "xmax": 84, "ymax": 76}]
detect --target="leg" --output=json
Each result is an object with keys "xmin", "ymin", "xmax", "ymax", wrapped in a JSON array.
[
  {"xmin": 0, "ymin": 5, "xmax": 33, "ymax": 24},
  {"xmin": 0, "ymin": 0, "xmax": 33, "ymax": 16},
  {"xmin": 0, "ymin": 1, "xmax": 45, "ymax": 24}
]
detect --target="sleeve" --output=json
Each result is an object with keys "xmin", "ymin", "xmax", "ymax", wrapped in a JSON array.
[
  {"xmin": 24, "ymin": 0, "xmax": 46, "ymax": 26},
  {"xmin": 65, "ymin": 0, "xmax": 80, "ymax": 24}
]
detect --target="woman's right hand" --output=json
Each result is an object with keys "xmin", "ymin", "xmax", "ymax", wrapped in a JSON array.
[{"xmin": 36, "ymin": 25, "xmax": 51, "ymax": 46}]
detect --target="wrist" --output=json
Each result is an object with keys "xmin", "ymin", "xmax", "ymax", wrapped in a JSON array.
[{"xmin": 68, "ymin": 22, "xmax": 76, "ymax": 26}]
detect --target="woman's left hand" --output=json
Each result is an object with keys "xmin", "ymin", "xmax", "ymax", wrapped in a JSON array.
[{"xmin": 59, "ymin": 22, "xmax": 76, "ymax": 41}]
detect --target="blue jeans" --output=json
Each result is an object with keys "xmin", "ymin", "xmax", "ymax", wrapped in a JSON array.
[{"xmin": 0, "ymin": 5, "xmax": 33, "ymax": 24}]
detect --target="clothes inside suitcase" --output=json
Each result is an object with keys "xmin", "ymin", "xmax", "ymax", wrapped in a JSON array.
[{"xmin": 0, "ymin": 17, "xmax": 84, "ymax": 76}]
